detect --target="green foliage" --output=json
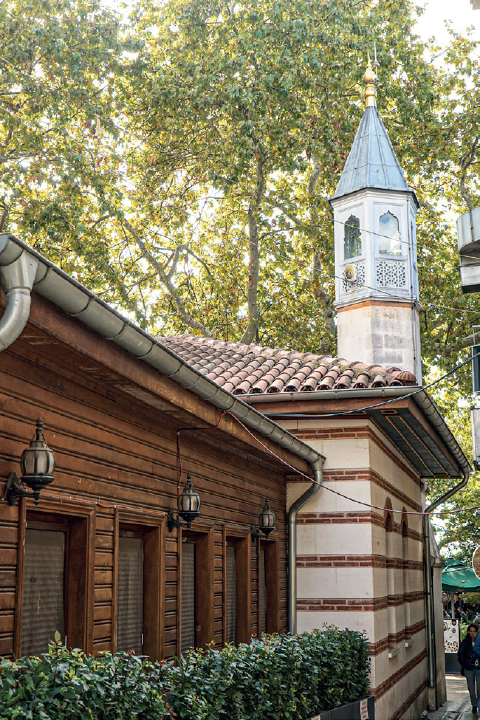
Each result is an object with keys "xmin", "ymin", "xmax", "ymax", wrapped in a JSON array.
[
  {"xmin": 2, "ymin": 1, "xmax": 480, "ymax": 546},
  {"xmin": 0, "ymin": 629, "xmax": 370, "ymax": 720}
]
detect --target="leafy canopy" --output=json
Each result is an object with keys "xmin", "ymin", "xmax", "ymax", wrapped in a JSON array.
[{"xmin": 2, "ymin": 0, "xmax": 480, "ymax": 554}]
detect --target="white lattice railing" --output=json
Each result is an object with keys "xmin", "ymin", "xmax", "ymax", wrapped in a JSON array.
[{"xmin": 376, "ymin": 259, "xmax": 407, "ymax": 289}]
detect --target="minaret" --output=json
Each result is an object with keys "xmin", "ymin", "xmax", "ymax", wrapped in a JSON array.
[{"xmin": 330, "ymin": 58, "xmax": 422, "ymax": 382}]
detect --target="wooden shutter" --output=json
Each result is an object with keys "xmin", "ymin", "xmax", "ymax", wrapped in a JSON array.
[
  {"xmin": 117, "ymin": 536, "xmax": 143, "ymax": 654},
  {"xmin": 226, "ymin": 545, "xmax": 236, "ymax": 644},
  {"xmin": 181, "ymin": 542, "xmax": 195, "ymax": 653},
  {"xmin": 22, "ymin": 528, "xmax": 65, "ymax": 656},
  {"xmin": 259, "ymin": 547, "xmax": 266, "ymax": 635}
]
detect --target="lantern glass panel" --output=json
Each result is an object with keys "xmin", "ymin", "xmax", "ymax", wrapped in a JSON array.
[
  {"xmin": 260, "ymin": 511, "xmax": 274, "ymax": 528},
  {"xmin": 22, "ymin": 450, "xmax": 52, "ymax": 476},
  {"xmin": 258, "ymin": 499, "xmax": 275, "ymax": 534},
  {"xmin": 179, "ymin": 493, "xmax": 200, "ymax": 513}
]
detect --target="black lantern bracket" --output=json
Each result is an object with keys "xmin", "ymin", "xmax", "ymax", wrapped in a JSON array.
[
  {"xmin": 167, "ymin": 509, "xmax": 193, "ymax": 532},
  {"xmin": 5, "ymin": 471, "xmax": 39, "ymax": 506},
  {"xmin": 251, "ymin": 524, "xmax": 275, "ymax": 542},
  {"xmin": 251, "ymin": 498, "xmax": 276, "ymax": 541},
  {"xmin": 167, "ymin": 472, "xmax": 201, "ymax": 532},
  {"xmin": 3, "ymin": 418, "xmax": 55, "ymax": 506}
]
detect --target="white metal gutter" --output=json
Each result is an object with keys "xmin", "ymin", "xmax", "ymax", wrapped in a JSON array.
[
  {"xmin": 0, "ymin": 237, "xmax": 38, "ymax": 350},
  {"xmin": 0, "ymin": 233, "xmax": 323, "ymax": 467},
  {"xmin": 0, "ymin": 232, "xmax": 327, "ymax": 634},
  {"xmin": 245, "ymin": 386, "xmax": 471, "ymax": 479}
]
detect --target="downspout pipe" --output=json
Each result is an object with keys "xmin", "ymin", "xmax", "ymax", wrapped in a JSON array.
[
  {"xmin": 288, "ymin": 456, "xmax": 324, "ymax": 634},
  {"xmin": 423, "ymin": 468, "xmax": 470, "ymax": 692},
  {"xmin": 0, "ymin": 240, "xmax": 38, "ymax": 351}
]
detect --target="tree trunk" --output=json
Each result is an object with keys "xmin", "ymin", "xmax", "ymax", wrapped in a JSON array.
[
  {"xmin": 308, "ymin": 156, "xmax": 335, "ymax": 337},
  {"xmin": 240, "ymin": 156, "xmax": 265, "ymax": 344}
]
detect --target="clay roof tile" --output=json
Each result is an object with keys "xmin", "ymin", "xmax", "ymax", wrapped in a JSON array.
[
  {"xmin": 319, "ymin": 375, "xmax": 336, "ymax": 390},
  {"xmin": 157, "ymin": 334, "xmax": 417, "ymax": 396},
  {"xmin": 250, "ymin": 379, "xmax": 270, "ymax": 393},
  {"xmin": 335, "ymin": 369, "xmax": 355, "ymax": 389},
  {"xmin": 353, "ymin": 372, "xmax": 371, "ymax": 388},
  {"xmin": 233, "ymin": 380, "xmax": 253, "ymax": 395},
  {"xmin": 396, "ymin": 370, "xmax": 417, "ymax": 386}
]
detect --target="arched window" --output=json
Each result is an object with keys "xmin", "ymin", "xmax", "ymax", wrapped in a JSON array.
[
  {"xmin": 379, "ymin": 212, "xmax": 401, "ymax": 256},
  {"xmin": 344, "ymin": 215, "xmax": 362, "ymax": 259}
]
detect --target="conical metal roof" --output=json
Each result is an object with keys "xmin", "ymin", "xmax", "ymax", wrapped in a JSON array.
[{"xmin": 333, "ymin": 106, "xmax": 418, "ymax": 205}]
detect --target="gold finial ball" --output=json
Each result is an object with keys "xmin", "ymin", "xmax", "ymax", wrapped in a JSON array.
[
  {"xmin": 363, "ymin": 56, "xmax": 377, "ymax": 108},
  {"xmin": 363, "ymin": 65, "xmax": 376, "ymax": 85}
]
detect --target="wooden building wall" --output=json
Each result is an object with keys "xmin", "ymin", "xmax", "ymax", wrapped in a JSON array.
[{"xmin": 0, "ymin": 293, "xmax": 305, "ymax": 659}]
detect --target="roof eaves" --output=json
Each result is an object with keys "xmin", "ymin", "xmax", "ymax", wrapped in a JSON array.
[{"xmin": 0, "ymin": 233, "xmax": 324, "ymax": 469}]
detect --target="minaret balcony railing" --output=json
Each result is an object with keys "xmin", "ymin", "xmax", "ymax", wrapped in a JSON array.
[{"xmin": 375, "ymin": 258, "xmax": 408, "ymax": 289}]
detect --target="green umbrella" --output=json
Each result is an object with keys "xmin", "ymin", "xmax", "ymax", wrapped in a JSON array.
[{"xmin": 442, "ymin": 558, "xmax": 480, "ymax": 593}]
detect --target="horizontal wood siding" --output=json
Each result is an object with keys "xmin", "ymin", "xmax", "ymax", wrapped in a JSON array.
[
  {"xmin": 94, "ymin": 510, "xmax": 115, "ymax": 653},
  {"xmin": 0, "ymin": 299, "xmax": 291, "ymax": 659}
]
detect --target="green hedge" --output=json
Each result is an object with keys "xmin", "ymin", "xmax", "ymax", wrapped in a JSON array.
[{"xmin": 0, "ymin": 628, "xmax": 370, "ymax": 720}]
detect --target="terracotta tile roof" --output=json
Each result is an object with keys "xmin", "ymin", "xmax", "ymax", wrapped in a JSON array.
[{"xmin": 159, "ymin": 335, "xmax": 418, "ymax": 396}]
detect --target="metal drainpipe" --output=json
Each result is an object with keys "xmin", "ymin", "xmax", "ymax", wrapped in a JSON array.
[
  {"xmin": 423, "ymin": 469, "xmax": 470, "ymax": 691},
  {"xmin": 0, "ymin": 245, "xmax": 38, "ymax": 351},
  {"xmin": 288, "ymin": 456, "xmax": 324, "ymax": 634}
]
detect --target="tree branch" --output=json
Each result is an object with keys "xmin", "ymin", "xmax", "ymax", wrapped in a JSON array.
[
  {"xmin": 122, "ymin": 218, "xmax": 214, "ymax": 337},
  {"xmin": 459, "ymin": 135, "xmax": 479, "ymax": 212},
  {"xmin": 165, "ymin": 243, "xmax": 211, "ymax": 281},
  {"xmin": 0, "ymin": 203, "xmax": 9, "ymax": 232},
  {"xmin": 434, "ymin": 333, "xmax": 476, "ymax": 356}
]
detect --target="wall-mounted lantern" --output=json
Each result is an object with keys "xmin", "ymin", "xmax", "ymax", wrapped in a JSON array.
[
  {"xmin": 5, "ymin": 418, "xmax": 56, "ymax": 506},
  {"xmin": 168, "ymin": 473, "xmax": 201, "ymax": 532},
  {"xmin": 251, "ymin": 499, "xmax": 276, "ymax": 541}
]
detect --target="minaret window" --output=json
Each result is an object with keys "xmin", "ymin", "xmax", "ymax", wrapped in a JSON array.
[
  {"xmin": 379, "ymin": 212, "xmax": 401, "ymax": 256},
  {"xmin": 344, "ymin": 215, "xmax": 362, "ymax": 259}
]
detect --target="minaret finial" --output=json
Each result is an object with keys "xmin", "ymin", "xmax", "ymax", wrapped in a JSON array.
[{"xmin": 363, "ymin": 52, "xmax": 377, "ymax": 109}]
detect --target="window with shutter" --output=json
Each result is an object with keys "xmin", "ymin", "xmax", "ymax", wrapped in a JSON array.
[
  {"xmin": 117, "ymin": 536, "xmax": 143, "ymax": 654},
  {"xmin": 226, "ymin": 545, "xmax": 236, "ymax": 644},
  {"xmin": 181, "ymin": 542, "xmax": 195, "ymax": 653},
  {"xmin": 259, "ymin": 547, "xmax": 266, "ymax": 636},
  {"xmin": 22, "ymin": 528, "xmax": 65, "ymax": 656}
]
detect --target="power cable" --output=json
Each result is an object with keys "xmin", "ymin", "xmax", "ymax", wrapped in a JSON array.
[
  {"xmin": 224, "ymin": 410, "xmax": 473, "ymax": 517},
  {"xmin": 256, "ymin": 350, "xmax": 480, "ymax": 419}
]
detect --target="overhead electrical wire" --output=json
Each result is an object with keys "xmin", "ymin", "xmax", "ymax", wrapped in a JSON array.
[
  {"xmin": 171, "ymin": 353, "xmax": 479, "ymax": 519},
  {"xmin": 260, "ymin": 350, "xmax": 480, "ymax": 419},
  {"xmin": 223, "ymin": 411, "xmax": 474, "ymax": 518},
  {"xmin": 255, "ymin": 237, "xmax": 480, "ymax": 316}
]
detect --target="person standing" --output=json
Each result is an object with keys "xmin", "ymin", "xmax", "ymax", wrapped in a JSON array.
[{"xmin": 464, "ymin": 624, "xmax": 480, "ymax": 715}]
